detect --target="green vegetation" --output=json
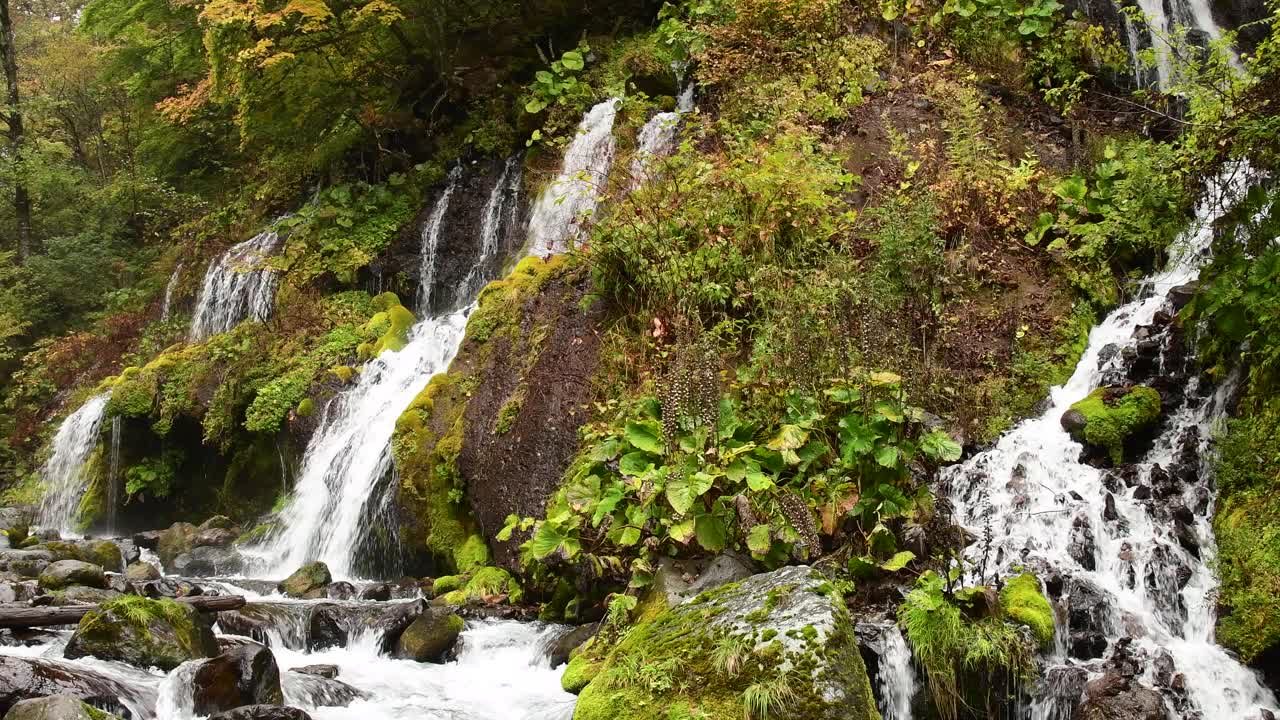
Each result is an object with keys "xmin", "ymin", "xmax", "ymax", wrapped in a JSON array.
[
  {"xmin": 1066, "ymin": 385, "xmax": 1162, "ymax": 463},
  {"xmin": 899, "ymin": 571, "xmax": 1035, "ymax": 720},
  {"xmin": 1000, "ymin": 573, "xmax": 1055, "ymax": 648}
]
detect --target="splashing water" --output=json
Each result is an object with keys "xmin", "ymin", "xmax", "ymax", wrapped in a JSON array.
[
  {"xmin": 458, "ymin": 156, "xmax": 524, "ymax": 304},
  {"xmin": 629, "ymin": 112, "xmax": 681, "ymax": 189},
  {"xmin": 36, "ymin": 393, "xmax": 110, "ymax": 534},
  {"xmin": 872, "ymin": 623, "xmax": 920, "ymax": 720},
  {"xmin": 188, "ymin": 226, "xmax": 284, "ymax": 343},
  {"xmin": 945, "ymin": 165, "xmax": 1277, "ymax": 719},
  {"xmin": 1125, "ymin": 0, "xmax": 1241, "ymax": 89},
  {"xmin": 526, "ymin": 99, "xmax": 620, "ymax": 257}
]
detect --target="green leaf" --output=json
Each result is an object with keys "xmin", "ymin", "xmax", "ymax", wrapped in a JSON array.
[
  {"xmin": 612, "ymin": 525, "xmax": 642, "ymax": 547},
  {"xmin": 1025, "ymin": 211, "xmax": 1055, "ymax": 246},
  {"xmin": 670, "ymin": 517, "xmax": 696, "ymax": 543},
  {"xmin": 768, "ymin": 424, "xmax": 809, "ymax": 452},
  {"xmin": 874, "ymin": 400, "xmax": 904, "ymax": 423},
  {"xmin": 591, "ymin": 437, "xmax": 623, "ymax": 462},
  {"xmin": 625, "ymin": 420, "xmax": 665, "ymax": 454},
  {"xmin": 560, "ymin": 50, "xmax": 585, "ymax": 70},
  {"xmin": 747, "ymin": 524, "xmax": 772, "ymax": 556},
  {"xmin": 665, "ymin": 471, "xmax": 715, "ymax": 515},
  {"xmin": 848, "ymin": 555, "xmax": 877, "ymax": 578},
  {"xmin": 496, "ymin": 514, "xmax": 519, "ymax": 542},
  {"xmin": 921, "ymin": 430, "xmax": 963, "ymax": 462},
  {"xmin": 880, "ymin": 550, "xmax": 916, "ymax": 572},
  {"xmin": 1053, "ymin": 175, "xmax": 1088, "ymax": 204},
  {"xmin": 535, "ymin": 70, "xmax": 554, "ymax": 84},
  {"xmin": 745, "ymin": 464, "xmax": 773, "ymax": 492},
  {"xmin": 565, "ymin": 473, "xmax": 601, "ymax": 511},
  {"xmin": 593, "ymin": 485, "xmax": 624, "ymax": 527},
  {"xmin": 620, "ymin": 451, "xmax": 657, "ymax": 476},
  {"xmin": 530, "ymin": 522, "xmax": 578, "ymax": 560},
  {"xmin": 824, "ymin": 387, "xmax": 862, "ymax": 404},
  {"xmin": 695, "ymin": 513, "xmax": 728, "ymax": 551},
  {"xmin": 869, "ymin": 522, "xmax": 897, "ymax": 555},
  {"xmin": 875, "ymin": 445, "xmax": 901, "ymax": 468},
  {"xmin": 525, "ymin": 98, "xmax": 548, "ymax": 114}
]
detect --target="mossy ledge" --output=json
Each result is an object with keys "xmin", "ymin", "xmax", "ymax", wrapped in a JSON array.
[{"xmin": 1062, "ymin": 385, "xmax": 1162, "ymax": 463}]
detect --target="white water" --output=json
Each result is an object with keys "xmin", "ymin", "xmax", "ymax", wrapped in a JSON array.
[
  {"xmin": 188, "ymin": 226, "xmax": 284, "ymax": 343},
  {"xmin": 458, "ymin": 156, "xmax": 523, "ymax": 304},
  {"xmin": 36, "ymin": 393, "xmax": 110, "ymax": 534},
  {"xmin": 944, "ymin": 165, "xmax": 1277, "ymax": 719},
  {"xmin": 1128, "ymin": 0, "xmax": 1241, "ymax": 89},
  {"xmin": 418, "ymin": 167, "xmax": 462, "ymax": 315},
  {"xmin": 161, "ymin": 262, "xmax": 183, "ymax": 321},
  {"xmin": 629, "ymin": 112, "xmax": 681, "ymax": 189},
  {"xmin": 874, "ymin": 624, "xmax": 919, "ymax": 720},
  {"xmin": 106, "ymin": 414, "xmax": 122, "ymax": 535},
  {"xmin": 526, "ymin": 99, "xmax": 620, "ymax": 257}
]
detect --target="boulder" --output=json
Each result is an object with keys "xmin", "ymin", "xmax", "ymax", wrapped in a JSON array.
[
  {"xmin": 572, "ymin": 565, "xmax": 879, "ymax": 720},
  {"xmin": 132, "ymin": 531, "xmax": 162, "ymax": 550},
  {"xmin": 158, "ymin": 523, "xmax": 197, "ymax": 571},
  {"xmin": 280, "ymin": 673, "xmax": 364, "ymax": 708},
  {"xmin": 207, "ymin": 707, "xmax": 312, "ymax": 720},
  {"xmin": 0, "ymin": 656, "xmax": 151, "ymax": 716},
  {"xmin": 306, "ymin": 606, "xmax": 348, "ymax": 652},
  {"xmin": 174, "ymin": 546, "xmax": 244, "ymax": 577},
  {"xmin": 654, "ymin": 552, "xmax": 755, "ymax": 606},
  {"xmin": 38, "ymin": 561, "xmax": 106, "ymax": 591},
  {"xmin": 392, "ymin": 608, "xmax": 464, "ymax": 662},
  {"xmin": 200, "ymin": 516, "xmax": 239, "ymax": 531},
  {"xmin": 0, "ymin": 550, "xmax": 51, "ymax": 578},
  {"xmin": 0, "ymin": 581, "xmax": 35, "ymax": 605},
  {"xmin": 1076, "ymin": 671, "xmax": 1164, "ymax": 720},
  {"xmin": 192, "ymin": 645, "xmax": 284, "ymax": 716},
  {"xmin": 2, "ymin": 694, "xmax": 120, "ymax": 720},
  {"xmin": 125, "ymin": 562, "xmax": 161, "ymax": 583},
  {"xmin": 325, "ymin": 582, "xmax": 357, "ymax": 600},
  {"xmin": 193, "ymin": 528, "xmax": 239, "ymax": 548},
  {"xmin": 543, "ymin": 623, "xmax": 599, "ymax": 667},
  {"xmin": 359, "ymin": 583, "xmax": 390, "ymax": 601},
  {"xmin": 278, "ymin": 562, "xmax": 331, "ymax": 599},
  {"xmin": 1061, "ymin": 386, "xmax": 1162, "ymax": 464},
  {"xmin": 33, "ymin": 541, "xmax": 121, "ymax": 571},
  {"xmin": 64, "ymin": 596, "xmax": 219, "ymax": 671},
  {"xmin": 116, "ymin": 539, "xmax": 141, "ymax": 565},
  {"xmin": 0, "ymin": 507, "xmax": 33, "ymax": 544},
  {"xmin": 51, "ymin": 587, "xmax": 122, "ymax": 606}
]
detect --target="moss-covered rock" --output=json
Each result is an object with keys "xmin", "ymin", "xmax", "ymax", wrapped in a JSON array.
[
  {"xmin": 38, "ymin": 560, "xmax": 106, "ymax": 591},
  {"xmin": 31, "ymin": 540, "xmax": 122, "ymax": 572},
  {"xmin": 358, "ymin": 293, "xmax": 416, "ymax": 360},
  {"xmin": 64, "ymin": 596, "xmax": 219, "ymax": 671},
  {"xmin": 1000, "ymin": 573, "xmax": 1054, "ymax": 648},
  {"xmin": 157, "ymin": 522, "xmax": 197, "ymax": 571},
  {"xmin": 3, "ymin": 694, "xmax": 123, "ymax": 720},
  {"xmin": 561, "ymin": 652, "xmax": 602, "ymax": 694},
  {"xmin": 392, "ymin": 609, "xmax": 465, "ymax": 662},
  {"xmin": 573, "ymin": 565, "xmax": 880, "ymax": 720},
  {"xmin": 1062, "ymin": 385, "xmax": 1162, "ymax": 463},
  {"xmin": 278, "ymin": 562, "xmax": 331, "ymax": 598}
]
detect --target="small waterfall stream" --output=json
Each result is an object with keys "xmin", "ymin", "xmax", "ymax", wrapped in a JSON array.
[
  {"xmin": 1125, "ymin": 0, "xmax": 1240, "ymax": 88},
  {"xmin": 418, "ymin": 166, "xmax": 463, "ymax": 316},
  {"xmin": 260, "ymin": 99, "xmax": 620, "ymax": 580},
  {"xmin": 160, "ymin": 262, "xmax": 183, "ymax": 321},
  {"xmin": 526, "ymin": 99, "xmax": 620, "ymax": 257},
  {"xmin": 35, "ymin": 393, "xmax": 110, "ymax": 534},
  {"xmin": 188, "ymin": 226, "xmax": 285, "ymax": 343},
  {"xmin": 943, "ymin": 165, "xmax": 1277, "ymax": 719},
  {"xmin": 105, "ymin": 415, "xmax": 122, "ymax": 535}
]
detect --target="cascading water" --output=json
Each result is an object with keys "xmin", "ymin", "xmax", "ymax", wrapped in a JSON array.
[
  {"xmin": 943, "ymin": 165, "xmax": 1277, "ymax": 719},
  {"xmin": 418, "ymin": 166, "xmax": 463, "ymax": 315},
  {"xmin": 526, "ymin": 99, "xmax": 619, "ymax": 257},
  {"xmin": 105, "ymin": 415, "xmax": 122, "ymax": 535},
  {"xmin": 630, "ymin": 112, "xmax": 681, "ymax": 189},
  {"xmin": 188, "ymin": 226, "xmax": 285, "ymax": 343},
  {"xmin": 261, "ymin": 100, "xmax": 620, "ymax": 580},
  {"xmin": 36, "ymin": 393, "xmax": 110, "ymax": 534},
  {"xmin": 870, "ymin": 623, "xmax": 920, "ymax": 720},
  {"xmin": 458, "ymin": 156, "xmax": 524, "ymax": 303},
  {"xmin": 1125, "ymin": 0, "xmax": 1241, "ymax": 89},
  {"xmin": 160, "ymin": 262, "xmax": 183, "ymax": 321}
]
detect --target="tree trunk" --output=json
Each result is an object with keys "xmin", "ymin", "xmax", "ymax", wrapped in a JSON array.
[
  {"xmin": 0, "ymin": 595, "xmax": 248, "ymax": 628},
  {"xmin": 0, "ymin": 0, "xmax": 32, "ymax": 260}
]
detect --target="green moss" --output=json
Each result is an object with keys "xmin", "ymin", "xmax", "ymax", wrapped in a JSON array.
[
  {"xmin": 562, "ymin": 653, "xmax": 603, "ymax": 694},
  {"xmin": 455, "ymin": 533, "xmax": 491, "ymax": 573},
  {"xmin": 1068, "ymin": 385, "xmax": 1162, "ymax": 463},
  {"xmin": 330, "ymin": 365, "xmax": 357, "ymax": 383},
  {"xmin": 297, "ymin": 398, "xmax": 315, "ymax": 417},
  {"xmin": 360, "ymin": 293, "xmax": 416, "ymax": 359},
  {"xmin": 83, "ymin": 704, "xmax": 123, "ymax": 720},
  {"xmin": 433, "ymin": 575, "xmax": 465, "ymax": 595},
  {"xmin": 495, "ymin": 393, "xmax": 523, "ymax": 434},
  {"xmin": 1000, "ymin": 573, "xmax": 1054, "ymax": 648},
  {"xmin": 235, "ymin": 523, "xmax": 275, "ymax": 545}
]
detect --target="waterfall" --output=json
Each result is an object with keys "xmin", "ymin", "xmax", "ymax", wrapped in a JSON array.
[
  {"xmin": 458, "ymin": 156, "xmax": 524, "ymax": 303},
  {"xmin": 36, "ymin": 393, "xmax": 110, "ymax": 534},
  {"xmin": 257, "ymin": 163, "xmax": 525, "ymax": 580},
  {"xmin": 1126, "ymin": 0, "xmax": 1241, "ymax": 89},
  {"xmin": 872, "ymin": 623, "xmax": 920, "ymax": 720},
  {"xmin": 418, "ymin": 167, "xmax": 463, "ymax": 316},
  {"xmin": 188, "ymin": 226, "xmax": 284, "ymax": 343},
  {"xmin": 630, "ymin": 112, "xmax": 681, "ymax": 189},
  {"xmin": 106, "ymin": 415, "xmax": 122, "ymax": 534},
  {"xmin": 526, "ymin": 99, "xmax": 620, "ymax": 257},
  {"xmin": 160, "ymin": 262, "xmax": 183, "ymax": 321},
  {"xmin": 945, "ymin": 165, "xmax": 1277, "ymax": 719},
  {"xmin": 258, "ymin": 102, "xmax": 618, "ymax": 580}
]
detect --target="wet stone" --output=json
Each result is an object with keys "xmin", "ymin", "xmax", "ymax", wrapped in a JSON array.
[
  {"xmin": 192, "ymin": 644, "xmax": 285, "ymax": 716},
  {"xmin": 325, "ymin": 582, "xmax": 357, "ymax": 601},
  {"xmin": 1069, "ymin": 516, "xmax": 1097, "ymax": 571},
  {"xmin": 207, "ymin": 706, "xmax": 312, "ymax": 720},
  {"xmin": 288, "ymin": 665, "xmax": 338, "ymax": 679},
  {"xmin": 359, "ymin": 583, "xmax": 390, "ymax": 601}
]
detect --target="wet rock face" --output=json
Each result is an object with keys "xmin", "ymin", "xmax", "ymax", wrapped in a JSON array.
[
  {"xmin": 0, "ymin": 656, "xmax": 152, "ymax": 716},
  {"xmin": 173, "ymin": 546, "xmax": 244, "ymax": 576},
  {"xmin": 542, "ymin": 623, "xmax": 599, "ymax": 668},
  {"xmin": 125, "ymin": 561, "xmax": 161, "ymax": 583},
  {"xmin": 3, "ymin": 693, "xmax": 120, "ymax": 720},
  {"xmin": 278, "ymin": 562, "xmax": 331, "ymax": 599},
  {"xmin": 1067, "ymin": 577, "xmax": 1110, "ymax": 660},
  {"xmin": 1075, "ymin": 670, "xmax": 1165, "ymax": 720},
  {"xmin": 193, "ymin": 644, "xmax": 285, "ymax": 716},
  {"xmin": 64, "ymin": 598, "xmax": 219, "ymax": 671},
  {"xmin": 207, "ymin": 706, "xmax": 312, "ymax": 720},
  {"xmin": 288, "ymin": 665, "xmax": 338, "ymax": 679}
]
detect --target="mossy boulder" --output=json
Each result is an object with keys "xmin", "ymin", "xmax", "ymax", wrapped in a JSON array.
[
  {"xmin": 392, "ymin": 609, "xmax": 465, "ymax": 662},
  {"xmin": 431, "ymin": 575, "xmax": 464, "ymax": 596},
  {"xmin": 31, "ymin": 541, "xmax": 122, "ymax": 572},
  {"xmin": 64, "ymin": 596, "xmax": 219, "ymax": 671},
  {"xmin": 125, "ymin": 562, "xmax": 161, "ymax": 583},
  {"xmin": 572, "ymin": 565, "xmax": 880, "ymax": 720},
  {"xmin": 358, "ymin": 293, "xmax": 416, "ymax": 359},
  {"xmin": 278, "ymin": 562, "xmax": 331, "ymax": 598},
  {"xmin": 1000, "ymin": 573, "xmax": 1055, "ymax": 648},
  {"xmin": 192, "ymin": 644, "xmax": 285, "ymax": 716},
  {"xmin": 157, "ymin": 523, "xmax": 198, "ymax": 571},
  {"xmin": 38, "ymin": 561, "xmax": 106, "ymax": 591},
  {"xmin": 561, "ymin": 652, "xmax": 602, "ymax": 694},
  {"xmin": 3, "ymin": 694, "xmax": 122, "ymax": 720},
  {"xmin": 1061, "ymin": 385, "xmax": 1162, "ymax": 463}
]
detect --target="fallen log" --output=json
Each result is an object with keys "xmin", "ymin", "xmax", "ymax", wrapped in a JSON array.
[{"xmin": 0, "ymin": 594, "xmax": 246, "ymax": 628}]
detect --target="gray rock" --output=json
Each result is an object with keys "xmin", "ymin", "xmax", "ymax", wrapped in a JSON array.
[
  {"xmin": 192, "ymin": 528, "xmax": 239, "ymax": 548},
  {"xmin": 199, "ymin": 516, "xmax": 238, "ymax": 531},
  {"xmin": 325, "ymin": 582, "xmax": 357, "ymax": 600},
  {"xmin": 287, "ymin": 665, "xmax": 338, "ymax": 679},
  {"xmin": 0, "ymin": 656, "xmax": 152, "ymax": 717},
  {"xmin": 2, "ymin": 693, "xmax": 120, "ymax": 720},
  {"xmin": 0, "ymin": 550, "xmax": 53, "ymax": 578},
  {"xmin": 654, "ymin": 551, "xmax": 755, "ymax": 606},
  {"xmin": 176, "ymin": 546, "xmax": 244, "ymax": 576},
  {"xmin": 52, "ymin": 586, "xmax": 122, "ymax": 606},
  {"xmin": 1077, "ymin": 671, "xmax": 1164, "ymax": 720},
  {"xmin": 392, "ymin": 608, "xmax": 464, "ymax": 663},
  {"xmin": 115, "ymin": 539, "xmax": 141, "ymax": 565},
  {"xmin": 280, "ymin": 673, "xmax": 365, "ymax": 708},
  {"xmin": 358, "ymin": 583, "xmax": 390, "ymax": 601},
  {"xmin": 157, "ymin": 523, "xmax": 197, "ymax": 571},
  {"xmin": 192, "ymin": 644, "xmax": 284, "ymax": 716},
  {"xmin": 543, "ymin": 623, "xmax": 599, "ymax": 667},
  {"xmin": 277, "ymin": 563, "xmax": 330, "ymax": 599},
  {"xmin": 125, "ymin": 562, "xmax": 161, "ymax": 583},
  {"xmin": 1061, "ymin": 409, "xmax": 1088, "ymax": 437},
  {"xmin": 38, "ymin": 561, "xmax": 106, "ymax": 591}
]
